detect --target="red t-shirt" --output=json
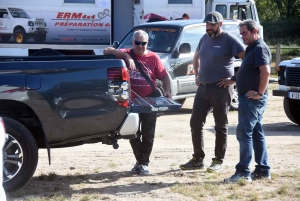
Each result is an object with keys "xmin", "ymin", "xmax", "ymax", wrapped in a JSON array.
[{"xmin": 119, "ymin": 48, "xmax": 167, "ymax": 98}]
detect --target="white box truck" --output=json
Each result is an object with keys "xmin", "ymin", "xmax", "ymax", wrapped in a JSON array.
[{"xmin": 134, "ymin": 0, "xmax": 260, "ymax": 25}]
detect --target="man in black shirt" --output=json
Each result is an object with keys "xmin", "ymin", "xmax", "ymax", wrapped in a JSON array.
[{"xmin": 224, "ymin": 19, "xmax": 271, "ymax": 183}]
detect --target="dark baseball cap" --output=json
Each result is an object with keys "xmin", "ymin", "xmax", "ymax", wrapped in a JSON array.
[{"xmin": 203, "ymin": 11, "xmax": 223, "ymax": 24}]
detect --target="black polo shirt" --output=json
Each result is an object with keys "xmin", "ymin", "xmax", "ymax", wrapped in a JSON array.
[{"xmin": 236, "ymin": 38, "xmax": 271, "ymax": 96}]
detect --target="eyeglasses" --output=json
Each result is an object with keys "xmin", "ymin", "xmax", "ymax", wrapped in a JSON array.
[
  {"xmin": 134, "ymin": 40, "xmax": 147, "ymax": 46},
  {"xmin": 239, "ymin": 31, "xmax": 250, "ymax": 36}
]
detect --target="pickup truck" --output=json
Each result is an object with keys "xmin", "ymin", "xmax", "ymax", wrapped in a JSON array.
[
  {"xmin": 113, "ymin": 19, "xmax": 243, "ymax": 110},
  {"xmin": 0, "ymin": 55, "xmax": 140, "ymax": 191},
  {"xmin": 273, "ymin": 57, "xmax": 300, "ymax": 125}
]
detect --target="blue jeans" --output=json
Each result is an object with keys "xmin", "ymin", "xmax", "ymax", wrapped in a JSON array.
[{"xmin": 235, "ymin": 93, "xmax": 270, "ymax": 176}]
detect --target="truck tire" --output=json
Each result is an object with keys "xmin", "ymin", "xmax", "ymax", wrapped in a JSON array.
[
  {"xmin": 283, "ymin": 97, "xmax": 300, "ymax": 125},
  {"xmin": 13, "ymin": 29, "xmax": 27, "ymax": 43},
  {"xmin": 2, "ymin": 117, "xmax": 38, "ymax": 192},
  {"xmin": 1, "ymin": 35, "xmax": 11, "ymax": 42},
  {"xmin": 33, "ymin": 34, "xmax": 46, "ymax": 43},
  {"xmin": 230, "ymin": 84, "xmax": 239, "ymax": 111}
]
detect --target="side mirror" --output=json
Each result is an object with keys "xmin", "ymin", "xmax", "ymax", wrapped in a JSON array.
[
  {"xmin": 179, "ymin": 43, "xmax": 191, "ymax": 54},
  {"xmin": 3, "ymin": 14, "xmax": 8, "ymax": 19},
  {"xmin": 112, "ymin": 41, "xmax": 119, "ymax": 48}
]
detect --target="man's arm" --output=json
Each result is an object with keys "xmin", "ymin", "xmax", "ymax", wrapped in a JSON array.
[
  {"xmin": 258, "ymin": 64, "xmax": 270, "ymax": 95},
  {"xmin": 103, "ymin": 47, "xmax": 136, "ymax": 70},
  {"xmin": 161, "ymin": 75, "xmax": 172, "ymax": 99},
  {"xmin": 193, "ymin": 51, "xmax": 200, "ymax": 86}
]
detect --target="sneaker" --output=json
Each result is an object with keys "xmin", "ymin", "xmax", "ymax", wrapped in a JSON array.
[
  {"xmin": 251, "ymin": 171, "xmax": 271, "ymax": 180},
  {"xmin": 179, "ymin": 157, "xmax": 204, "ymax": 170},
  {"xmin": 224, "ymin": 174, "xmax": 252, "ymax": 183},
  {"xmin": 207, "ymin": 158, "xmax": 223, "ymax": 173},
  {"xmin": 130, "ymin": 162, "xmax": 140, "ymax": 174},
  {"xmin": 139, "ymin": 165, "xmax": 149, "ymax": 175}
]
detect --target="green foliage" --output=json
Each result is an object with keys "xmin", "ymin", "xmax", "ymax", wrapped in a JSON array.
[
  {"xmin": 261, "ymin": 19, "xmax": 300, "ymax": 45},
  {"xmin": 257, "ymin": 0, "xmax": 300, "ymax": 21}
]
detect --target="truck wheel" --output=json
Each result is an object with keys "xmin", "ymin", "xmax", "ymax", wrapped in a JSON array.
[
  {"xmin": 283, "ymin": 97, "xmax": 300, "ymax": 125},
  {"xmin": 1, "ymin": 35, "xmax": 11, "ymax": 42},
  {"xmin": 230, "ymin": 84, "xmax": 239, "ymax": 111},
  {"xmin": 33, "ymin": 34, "xmax": 46, "ymax": 43},
  {"xmin": 13, "ymin": 29, "xmax": 27, "ymax": 43},
  {"xmin": 2, "ymin": 117, "xmax": 38, "ymax": 192}
]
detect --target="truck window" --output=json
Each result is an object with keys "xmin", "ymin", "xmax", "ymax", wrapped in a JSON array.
[
  {"xmin": 222, "ymin": 24, "xmax": 241, "ymax": 41},
  {"xmin": 168, "ymin": 0, "xmax": 192, "ymax": 4},
  {"xmin": 64, "ymin": 0, "xmax": 95, "ymax": 3},
  {"xmin": 178, "ymin": 26, "xmax": 206, "ymax": 52},
  {"xmin": 0, "ymin": 9, "xmax": 8, "ymax": 18},
  {"xmin": 8, "ymin": 8, "xmax": 30, "ymax": 18},
  {"xmin": 216, "ymin": 5, "xmax": 227, "ymax": 18},
  {"xmin": 230, "ymin": 5, "xmax": 253, "ymax": 21}
]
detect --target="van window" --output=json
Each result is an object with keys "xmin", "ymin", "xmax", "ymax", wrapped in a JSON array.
[
  {"xmin": 179, "ymin": 26, "xmax": 206, "ymax": 52},
  {"xmin": 64, "ymin": 0, "xmax": 95, "ymax": 3},
  {"xmin": 118, "ymin": 27, "xmax": 180, "ymax": 53}
]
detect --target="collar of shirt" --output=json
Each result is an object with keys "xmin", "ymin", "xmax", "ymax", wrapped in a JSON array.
[{"xmin": 246, "ymin": 38, "xmax": 262, "ymax": 51}]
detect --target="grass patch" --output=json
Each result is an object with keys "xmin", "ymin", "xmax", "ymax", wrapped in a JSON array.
[
  {"xmin": 38, "ymin": 172, "xmax": 57, "ymax": 181},
  {"xmin": 171, "ymin": 169, "xmax": 300, "ymax": 201}
]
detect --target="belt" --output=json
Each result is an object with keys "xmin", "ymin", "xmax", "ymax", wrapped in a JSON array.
[{"xmin": 200, "ymin": 82, "xmax": 218, "ymax": 87}]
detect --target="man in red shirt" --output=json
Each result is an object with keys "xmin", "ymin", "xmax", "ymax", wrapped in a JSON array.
[{"xmin": 104, "ymin": 29, "xmax": 171, "ymax": 175}]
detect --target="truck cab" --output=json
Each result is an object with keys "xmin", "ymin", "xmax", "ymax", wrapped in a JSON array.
[{"xmin": 0, "ymin": 7, "xmax": 48, "ymax": 43}]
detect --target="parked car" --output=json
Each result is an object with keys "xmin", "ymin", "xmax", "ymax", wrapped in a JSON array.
[
  {"xmin": 113, "ymin": 19, "xmax": 243, "ymax": 110},
  {"xmin": 273, "ymin": 57, "xmax": 300, "ymax": 125}
]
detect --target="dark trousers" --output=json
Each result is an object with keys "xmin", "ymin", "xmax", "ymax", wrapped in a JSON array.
[
  {"xmin": 130, "ymin": 112, "xmax": 157, "ymax": 165},
  {"xmin": 190, "ymin": 83, "xmax": 233, "ymax": 161}
]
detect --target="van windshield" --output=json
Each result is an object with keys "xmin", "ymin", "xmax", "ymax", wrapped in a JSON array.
[
  {"xmin": 118, "ymin": 27, "xmax": 180, "ymax": 53},
  {"xmin": 8, "ymin": 8, "xmax": 30, "ymax": 19}
]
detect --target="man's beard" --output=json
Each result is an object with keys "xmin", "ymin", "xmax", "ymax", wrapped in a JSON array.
[{"xmin": 206, "ymin": 26, "xmax": 220, "ymax": 38}]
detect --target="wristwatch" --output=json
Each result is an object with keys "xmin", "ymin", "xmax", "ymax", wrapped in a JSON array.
[
  {"xmin": 257, "ymin": 92, "xmax": 263, "ymax": 96},
  {"xmin": 231, "ymin": 75, "xmax": 236, "ymax": 81}
]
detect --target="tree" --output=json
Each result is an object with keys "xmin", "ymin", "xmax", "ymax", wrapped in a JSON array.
[{"xmin": 256, "ymin": 0, "xmax": 300, "ymax": 21}]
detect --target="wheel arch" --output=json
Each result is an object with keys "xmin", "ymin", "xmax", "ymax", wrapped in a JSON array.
[
  {"xmin": 13, "ymin": 25, "xmax": 26, "ymax": 34},
  {"xmin": 0, "ymin": 100, "xmax": 49, "ymax": 148}
]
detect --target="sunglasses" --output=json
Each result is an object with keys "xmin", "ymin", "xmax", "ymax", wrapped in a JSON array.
[{"xmin": 134, "ymin": 40, "xmax": 147, "ymax": 46}]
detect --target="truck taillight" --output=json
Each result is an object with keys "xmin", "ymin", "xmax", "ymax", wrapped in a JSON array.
[{"xmin": 108, "ymin": 68, "xmax": 130, "ymax": 108}]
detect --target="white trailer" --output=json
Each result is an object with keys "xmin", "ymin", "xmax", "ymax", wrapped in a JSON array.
[
  {"xmin": 133, "ymin": 0, "xmax": 260, "ymax": 25},
  {"xmin": 0, "ymin": 0, "xmax": 134, "ymax": 56}
]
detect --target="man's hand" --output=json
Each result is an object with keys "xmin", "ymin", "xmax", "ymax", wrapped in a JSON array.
[
  {"xmin": 127, "ymin": 58, "xmax": 136, "ymax": 70},
  {"xmin": 165, "ymin": 92, "xmax": 172, "ymax": 99},
  {"xmin": 218, "ymin": 78, "xmax": 235, "ymax": 88},
  {"xmin": 195, "ymin": 76, "xmax": 200, "ymax": 86},
  {"xmin": 246, "ymin": 90, "xmax": 262, "ymax": 100}
]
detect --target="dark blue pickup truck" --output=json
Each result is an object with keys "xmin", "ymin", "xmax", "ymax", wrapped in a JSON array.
[{"xmin": 0, "ymin": 55, "xmax": 140, "ymax": 191}]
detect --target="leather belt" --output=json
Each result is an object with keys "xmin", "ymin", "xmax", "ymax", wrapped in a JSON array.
[{"xmin": 200, "ymin": 82, "xmax": 218, "ymax": 87}]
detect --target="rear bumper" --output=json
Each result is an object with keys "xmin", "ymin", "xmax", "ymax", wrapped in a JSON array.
[
  {"xmin": 273, "ymin": 90, "xmax": 288, "ymax": 97},
  {"xmin": 119, "ymin": 113, "xmax": 139, "ymax": 139}
]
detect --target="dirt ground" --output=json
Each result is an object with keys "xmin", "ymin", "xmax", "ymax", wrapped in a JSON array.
[{"xmin": 6, "ymin": 83, "xmax": 300, "ymax": 201}]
